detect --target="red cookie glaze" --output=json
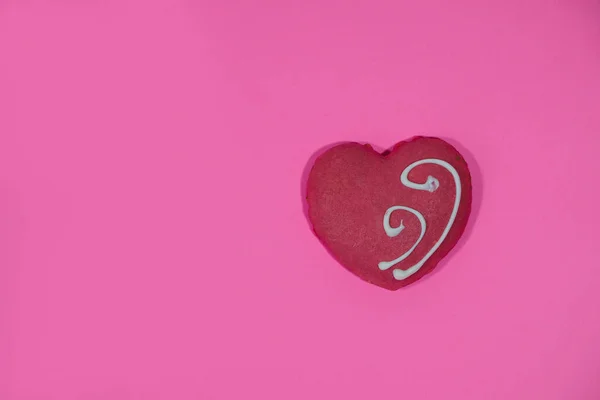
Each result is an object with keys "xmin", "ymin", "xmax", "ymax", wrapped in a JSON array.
[{"xmin": 306, "ymin": 137, "xmax": 472, "ymax": 290}]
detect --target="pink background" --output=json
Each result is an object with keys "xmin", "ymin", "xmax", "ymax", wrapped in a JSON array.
[{"xmin": 1, "ymin": 0, "xmax": 600, "ymax": 399}]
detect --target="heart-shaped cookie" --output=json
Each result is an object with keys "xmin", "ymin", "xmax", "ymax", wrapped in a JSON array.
[{"xmin": 306, "ymin": 137, "xmax": 472, "ymax": 290}]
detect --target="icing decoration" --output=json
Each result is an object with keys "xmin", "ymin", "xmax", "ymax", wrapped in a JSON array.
[{"xmin": 378, "ymin": 159, "xmax": 461, "ymax": 280}]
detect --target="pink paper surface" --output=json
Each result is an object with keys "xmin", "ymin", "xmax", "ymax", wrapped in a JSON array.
[{"xmin": 1, "ymin": 1, "xmax": 600, "ymax": 399}]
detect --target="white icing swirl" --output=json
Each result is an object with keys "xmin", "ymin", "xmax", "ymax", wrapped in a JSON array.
[{"xmin": 378, "ymin": 159, "xmax": 461, "ymax": 281}]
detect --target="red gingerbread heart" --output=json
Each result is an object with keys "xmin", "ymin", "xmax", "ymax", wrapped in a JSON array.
[{"xmin": 306, "ymin": 137, "xmax": 472, "ymax": 290}]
